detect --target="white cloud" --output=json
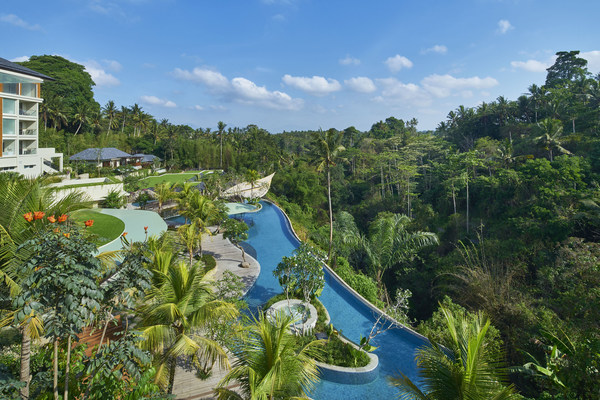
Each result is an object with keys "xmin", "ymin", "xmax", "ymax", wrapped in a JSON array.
[
  {"xmin": 510, "ymin": 59, "xmax": 550, "ymax": 73},
  {"xmin": 375, "ymin": 78, "xmax": 432, "ymax": 107},
  {"xmin": 140, "ymin": 95, "xmax": 177, "ymax": 108},
  {"xmin": 497, "ymin": 19, "xmax": 514, "ymax": 34},
  {"xmin": 174, "ymin": 67, "xmax": 302, "ymax": 110},
  {"xmin": 10, "ymin": 56, "xmax": 30, "ymax": 62},
  {"xmin": 581, "ymin": 51, "xmax": 600, "ymax": 73},
  {"xmin": 282, "ymin": 74, "xmax": 342, "ymax": 96},
  {"xmin": 173, "ymin": 68, "xmax": 230, "ymax": 90},
  {"xmin": 422, "ymin": 45, "xmax": 447, "ymax": 55},
  {"xmin": 102, "ymin": 59, "xmax": 122, "ymax": 72},
  {"xmin": 0, "ymin": 14, "xmax": 41, "ymax": 30},
  {"xmin": 344, "ymin": 77, "xmax": 376, "ymax": 93},
  {"xmin": 192, "ymin": 105, "xmax": 204, "ymax": 111},
  {"xmin": 385, "ymin": 54, "xmax": 413, "ymax": 72},
  {"xmin": 339, "ymin": 55, "xmax": 360, "ymax": 66},
  {"xmin": 83, "ymin": 60, "xmax": 120, "ymax": 87},
  {"xmin": 421, "ymin": 74, "xmax": 498, "ymax": 98}
]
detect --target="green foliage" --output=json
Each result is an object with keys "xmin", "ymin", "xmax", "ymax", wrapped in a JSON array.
[
  {"xmin": 273, "ymin": 243, "xmax": 325, "ymax": 303},
  {"xmin": 102, "ymin": 189, "xmax": 126, "ymax": 209},
  {"xmin": 334, "ymin": 256, "xmax": 383, "ymax": 308},
  {"xmin": 201, "ymin": 253, "xmax": 217, "ymax": 270}
]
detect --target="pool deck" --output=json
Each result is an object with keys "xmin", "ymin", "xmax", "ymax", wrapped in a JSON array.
[{"xmin": 171, "ymin": 231, "xmax": 260, "ymax": 399}]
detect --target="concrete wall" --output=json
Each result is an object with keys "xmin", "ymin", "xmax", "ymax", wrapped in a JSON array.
[{"xmin": 54, "ymin": 182, "xmax": 128, "ymax": 203}]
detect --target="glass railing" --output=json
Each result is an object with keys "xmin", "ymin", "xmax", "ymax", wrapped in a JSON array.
[
  {"xmin": 19, "ymin": 149, "xmax": 37, "ymax": 155},
  {"xmin": 19, "ymin": 109, "xmax": 36, "ymax": 116},
  {"xmin": 20, "ymin": 129, "xmax": 36, "ymax": 135},
  {"xmin": 1, "ymin": 83, "xmax": 18, "ymax": 95},
  {"xmin": 2, "ymin": 151, "xmax": 16, "ymax": 156}
]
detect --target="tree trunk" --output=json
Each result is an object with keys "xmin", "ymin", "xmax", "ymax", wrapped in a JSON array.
[
  {"xmin": 220, "ymin": 133, "xmax": 223, "ymax": 169},
  {"xmin": 168, "ymin": 357, "xmax": 177, "ymax": 394},
  {"xmin": 98, "ymin": 308, "xmax": 114, "ymax": 351},
  {"xmin": 240, "ymin": 245, "xmax": 246, "ymax": 262},
  {"xmin": 327, "ymin": 168, "xmax": 333, "ymax": 263},
  {"xmin": 74, "ymin": 122, "xmax": 82, "ymax": 135},
  {"xmin": 64, "ymin": 336, "xmax": 72, "ymax": 400},
  {"xmin": 466, "ymin": 174, "xmax": 470, "ymax": 233},
  {"xmin": 19, "ymin": 326, "xmax": 31, "ymax": 399},
  {"xmin": 53, "ymin": 338, "xmax": 59, "ymax": 400}
]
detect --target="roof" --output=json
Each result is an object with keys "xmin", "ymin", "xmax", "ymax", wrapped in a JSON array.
[
  {"xmin": 70, "ymin": 147, "xmax": 132, "ymax": 161},
  {"xmin": 0, "ymin": 57, "xmax": 55, "ymax": 81},
  {"xmin": 133, "ymin": 153, "xmax": 161, "ymax": 163}
]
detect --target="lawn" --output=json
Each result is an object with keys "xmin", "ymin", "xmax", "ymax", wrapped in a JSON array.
[
  {"xmin": 139, "ymin": 171, "xmax": 203, "ymax": 188},
  {"xmin": 71, "ymin": 210, "xmax": 125, "ymax": 246}
]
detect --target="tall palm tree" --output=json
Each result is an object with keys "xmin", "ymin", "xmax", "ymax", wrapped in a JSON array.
[
  {"xmin": 244, "ymin": 169, "xmax": 260, "ymax": 198},
  {"xmin": 535, "ymin": 118, "xmax": 572, "ymax": 162},
  {"xmin": 73, "ymin": 103, "xmax": 89, "ymax": 135},
  {"xmin": 215, "ymin": 312, "xmax": 323, "ymax": 400},
  {"xmin": 218, "ymin": 121, "xmax": 227, "ymax": 169},
  {"xmin": 154, "ymin": 182, "xmax": 176, "ymax": 214},
  {"xmin": 178, "ymin": 221, "xmax": 211, "ymax": 266},
  {"xmin": 178, "ymin": 190, "xmax": 219, "ymax": 228},
  {"xmin": 312, "ymin": 128, "xmax": 345, "ymax": 262},
  {"xmin": 390, "ymin": 306, "xmax": 518, "ymax": 400},
  {"xmin": 0, "ymin": 174, "xmax": 90, "ymax": 399},
  {"xmin": 102, "ymin": 100, "xmax": 118, "ymax": 136},
  {"xmin": 341, "ymin": 213, "xmax": 438, "ymax": 296},
  {"xmin": 119, "ymin": 105, "xmax": 129, "ymax": 134},
  {"xmin": 139, "ymin": 262, "xmax": 238, "ymax": 393}
]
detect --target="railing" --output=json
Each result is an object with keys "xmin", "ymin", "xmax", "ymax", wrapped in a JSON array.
[
  {"xmin": 19, "ymin": 109, "xmax": 36, "ymax": 116},
  {"xmin": 19, "ymin": 149, "xmax": 37, "ymax": 155},
  {"xmin": 2, "ymin": 151, "xmax": 15, "ymax": 156},
  {"xmin": 20, "ymin": 129, "xmax": 36, "ymax": 135}
]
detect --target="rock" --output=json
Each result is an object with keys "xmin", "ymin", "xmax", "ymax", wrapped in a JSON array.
[{"xmin": 240, "ymin": 262, "xmax": 250, "ymax": 268}]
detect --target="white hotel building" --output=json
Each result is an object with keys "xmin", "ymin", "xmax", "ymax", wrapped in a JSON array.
[{"xmin": 0, "ymin": 57, "xmax": 62, "ymax": 177}]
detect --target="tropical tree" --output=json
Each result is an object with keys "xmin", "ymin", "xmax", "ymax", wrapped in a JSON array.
[
  {"xmin": 73, "ymin": 103, "xmax": 89, "ymax": 135},
  {"xmin": 340, "ymin": 213, "xmax": 438, "ymax": 298},
  {"xmin": 245, "ymin": 169, "xmax": 261, "ymax": 198},
  {"xmin": 0, "ymin": 174, "xmax": 89, "ymax": 399},
  {"xmin": 535, "ymin": 118, "xmax": 572, "ymax": 162},
  {"xmin": 311, "ymin": 128, "xmax": 345, "ymax": 262},
  {"xmin": 138, "ymin": 262, "xmax": 238, "ymax": 393},
  {"xmin": 178, "ymin": 221, "xmax": 211, "ymax": 266},
  {"xmin": 154, "ymin": 182, "xmax": 176, "ymax": 214},
  {"xmin": 390, "ymin": 306, "xmax": 518, "ymax": 400},
  {"xmin": 222, "ymin": 218, "xmax": 249, "ymax": 263},
  {"xmin": 215, "ymin": 312, "xmax": 323, "ymax": 400},
  {"xmin": 103, "ymin": 100, "xmax": 118, "ymax": 136},
  {"xmin": 218, "ymin": 121, "xmax": 227, "ymax": 169}
]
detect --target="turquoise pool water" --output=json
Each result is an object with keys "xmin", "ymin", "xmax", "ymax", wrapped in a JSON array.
[
  {"xmin": 243, "ymin": 201, "xmax": 426, "ymax": 399},
  {"xmin": 164, "ymin": 202, "xmax": 259, "ymax": 226}
]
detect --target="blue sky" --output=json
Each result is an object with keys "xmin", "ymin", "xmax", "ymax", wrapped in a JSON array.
[{"xmin": 3, "ymin": 0, "xmax": 600, "ymax": 133}]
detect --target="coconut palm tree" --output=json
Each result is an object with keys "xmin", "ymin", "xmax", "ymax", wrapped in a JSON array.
[
  {"xmin": 390, "ymin": 306, "xmax": 518, "ymax": 400},
  {"xmin": 73, "ymin": 103, "xmax": 89, "ymax": 135},
  {"xmin": 215, "ymin": 311, "xmax": 323, "ymax": 400},
  {"xmin": 311, "ymin": 128, "xmax": 345, "ymax": 262},
  {"xmin": 102, "ymin": 100, "xmax": 118, "ymax": 136},
  {"xmin": 0, "ymin": 174, "xmax": 90, "ymax": 399},
  {"xmin": 178, "ymin": 221, "xmax": 211, "ymax": 266},
  {"xmin": 244, "ymin": 169, "xmax": 261, "ymax": 198},
  {"xmin": 119, "ymin": 105, "xmax": 129, "ymax": 134},
  {"xmin": 535, "ymin": 118, "xmax": 572, "ymax": 162},
  {"xmin": 340, "ymin": 213, "xmax": 438, "ymax": 297},
  {"xmin": 218, "ymin": 121, "xmax": 227, "ymax": 169},
  {"xmin": 154, "ymin": 182, "xmax": 176, "ymax": 214},
  {"xmin": 138, "ymin": 262, "xmax": 238, "ymax": 393}
]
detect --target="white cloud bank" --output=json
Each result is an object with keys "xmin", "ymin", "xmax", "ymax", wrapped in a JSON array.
[
  {"xmin": 385, "ymin": 54, "xmax": 413, "ymax": 72},
  {"xmin": 422, "ymin": 45, "xmax": 447, "ymax": 55},
  {"xmin": 282, "ymin": 74, "xmax": 342, "ymax": 96},
  {"xmin": 344, "ymin": 77, "xmax": 376, "ymax": 93},
  {"xmin": 174, "ymin": 67, "xmax": 302, "ymax": 110},
  {"xmin": 510, "ymin": 59, "xmax": 550, "ymax": 73},
  {"xmin": 140, "ymin": 95, "xmax": 177, "ymax": 108},
  {"xmin": 421, "ymin": 74, "xmax": 498, "ymax": 98},
  {"xmin": 581, "ymin": 51, "xmax": 600, "ymax": 73},
  {"xmin": 83, "ymin": 60, "xmax": 121, "ymax": 87}
]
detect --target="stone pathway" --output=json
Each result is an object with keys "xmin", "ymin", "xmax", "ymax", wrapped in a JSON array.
[{"xmin": 171, "ymin": 232, "xmax": 260, "ymax": 399}]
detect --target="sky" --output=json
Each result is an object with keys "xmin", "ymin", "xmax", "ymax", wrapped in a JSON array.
[{"xmin": 3, "ymin": 0, "xmax": 600, "ymax": 133}]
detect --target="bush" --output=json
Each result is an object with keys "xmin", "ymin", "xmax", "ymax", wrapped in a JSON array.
[
  {"xmin": 335, "ymin": 256, "xmax": 384, "ymax": 308},
  {"xmin": 201, "ymin": 254, "xmax": 216, "ymax": 269},
  {"xmin": 102, "ymin": 189, "xmax": 126, "ymax": 209}
]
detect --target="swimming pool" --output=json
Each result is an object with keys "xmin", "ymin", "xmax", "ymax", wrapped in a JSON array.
[
  {"xmin": 164, "ymin": 202, "xmax": 259, "ymax": 226},
  {"xmin": 243, "ymin": 201, "xmax": 427, "ymax": 399}
]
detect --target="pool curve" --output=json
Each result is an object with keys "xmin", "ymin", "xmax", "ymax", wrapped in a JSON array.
[{"xmin": 243, "ymin": 201, "xmax": 426, "ymax": 399}]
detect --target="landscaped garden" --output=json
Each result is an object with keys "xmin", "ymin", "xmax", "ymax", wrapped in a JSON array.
[
  {"xmin": 70, "ymin": 209, "xmax": 125, "ymax": 246},
  {"xmin": 139, "ymin": 171, "xmax": 204, "ymax": 188}
]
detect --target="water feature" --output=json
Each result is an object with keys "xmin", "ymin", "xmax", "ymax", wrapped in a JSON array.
[{"xmin": 243, "ymin": 201, "xmax": 427, "ymax": 399}]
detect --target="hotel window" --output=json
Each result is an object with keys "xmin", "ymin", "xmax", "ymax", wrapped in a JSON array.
[
  {"xmin": 21, "ymin": 83, "xmax": 37, "ymax": 97},
  {"xmin": 3, "ymin": 118, "xmax": 16, "ymax": 135},
  {"xmin": 2, "ymin": 83, "xmax": 18, "ymax": 94},
  {"xmin": 2, "ymin": 98, "xmax": 16, "ymax": 115},
  {"xmin": 2, "ymin": 140, "xmax": 16, "ymax": 156}
]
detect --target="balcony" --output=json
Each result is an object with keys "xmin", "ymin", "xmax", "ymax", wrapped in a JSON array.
[
  {"xmin": 19, "ymin": 109, "xmax": 36, "ymax": 117},
  {"xmin": 20, "ymin": 129, "xmax": 36, "ymax": 136},
  {"xmin": 19, "ymin": 148, "xmax": 37, "ymax": 155}
]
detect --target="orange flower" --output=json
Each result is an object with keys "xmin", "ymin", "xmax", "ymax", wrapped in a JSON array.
[
  {"xmin": 47, "ymin": 215, "xmax": 57, "ymax": 223},
  {"xmin": 63, "ymin": 233, "xmax": 70, "ymax": 238},
  {"xmin": 84, "ymin": 219, "xmax": 94, "ymax": 227},
  {"xmin": 122, "ymin": 232, "xmax": 128, "ymax": 237},
  {"xmin": 23, "ymin": 212, "xmax": 34, "ymax": 222},
  {"xmin": 53, "ymin": 228, "xmax": 60, "ymax": 233},
  {"xmin": 144, "ymin": 226, "xmax": 148, "ymax": 232},
  {"xmin": 58, "ymin": 214, "xmax": 68, "ymax": 223},
  {"xmin": 33, "ymin": 211, "xmax": 45, "ymax": 220}
]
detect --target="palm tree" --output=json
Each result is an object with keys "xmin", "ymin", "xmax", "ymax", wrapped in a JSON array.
[
  {"xmin": 178, "ymin": 221, "xmax": 211, "ymax": 266},
  {"xmin": 139, "ymin": 262, "xmax": 238, "ymax": 393},
  {"xmin": 341, "ymin": 213, "xmax": 438, "ymax": 297},
  {"xmin": 119, "ymin": 105, "xmax": 129, "ymax": 134},
  {"xmin": 244, "ymin": 169, "xmax": 261, "ymax": 198},
  {"xmin": 535, "ymin": 118, "xmax": 572, "ymax": 162},
  {"xmin": 218, "ymin": 121, "xmax": 227, "ymax": 169},
  {"xmin": 73, "ymin": 103, "xmax": 89, "ymax": 135},
  {"xmin": 178, "ymin": 190, "xmax": 220, "ymax": 228},
  {"xmin": 390, "ymin": 306, "xmax": 518, "ymax": 400},
  {"xmin": 215, "ymin": 312, "xmax": 323, "ymax": 400},
  {"xmin": 312, "ymin": 128, "xmax": 345, "ymax": 262},
  {"xmin": 0, "ymin": 174, "xmax": 90, "ymax": 399},
  {"xmin": 154, "ymin": 182, "xmax": 176, "ymax": 214},
  {"xmin": 103, "ymin": 100, "xmax": 118, "ymax": 136}
]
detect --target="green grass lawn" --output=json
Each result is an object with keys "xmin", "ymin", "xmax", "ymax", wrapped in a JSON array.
[
  {"xmin": 139, "ymin": 172, "xmax": 203, "ymax": 188},
  {"xmin": 71, "ymin": 210, "xmax": 125, "ymax": 246}
]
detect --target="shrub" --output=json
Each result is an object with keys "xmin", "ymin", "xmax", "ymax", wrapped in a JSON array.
[
  {"xmin": 335, "ymin": 256, "xmax": 383, "ymax": 308},
  {"xmin": 201, "ymin": 254, "xmax": 217, "ymax": 269}
]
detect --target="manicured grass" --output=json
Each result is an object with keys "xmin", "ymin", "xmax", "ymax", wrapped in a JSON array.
[
  {"xmin": 71, "ymin": 210, "xmax": 125, "ymax": 246},
  {"xmin": 139, "ymin": 172, "xmax": 202, "ymax": 188}
]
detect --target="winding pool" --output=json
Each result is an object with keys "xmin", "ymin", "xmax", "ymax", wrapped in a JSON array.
[{"xmin": 243, "ymin": 201, "xmax": 426, "ymax": 399}]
